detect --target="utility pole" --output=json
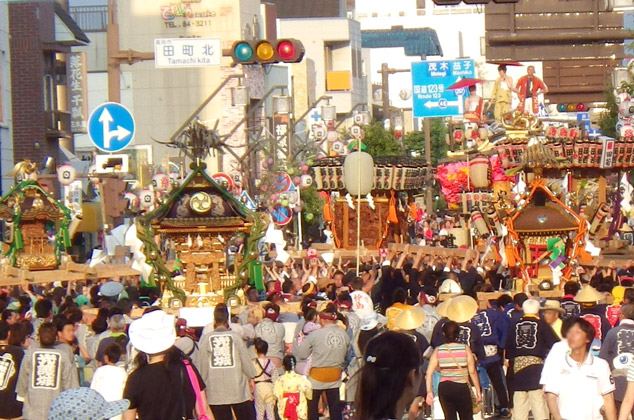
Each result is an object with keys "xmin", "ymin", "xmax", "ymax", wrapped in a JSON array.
[
  {"xmin": 107, "ymin": 0, "xmax": 154, "ymax": 102},
  {"xmin": 424, "ymin": 119, "xmax": 433, "ymax": 216},
  {"xmin": 377, "ymin": 63, "xmax": 410, "ymax": 125}
]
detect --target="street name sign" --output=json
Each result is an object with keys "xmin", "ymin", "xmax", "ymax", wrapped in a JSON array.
[
  {"xmin": 412, "ymin": 59, "xmax": 475, "ymax": 118},
  {"xmin": 88, "ymin": 102, "xmax": 135, "ymax": 153},
  {"xmin": 154, "ymin": 38, "xmax": 221, "ymax": 68}
]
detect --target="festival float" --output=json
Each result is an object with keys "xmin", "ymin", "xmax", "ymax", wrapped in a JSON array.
[
  {"xmin": 0, "ymin": 161, "xmax": 140, "ymax": 284},
  {"xmin": 436, "ymin": 110, "xmax": 633, "ymax": 291},
  {"xmin": 312, "ymin": 156, "xmax": 427, "ymax": 249}
]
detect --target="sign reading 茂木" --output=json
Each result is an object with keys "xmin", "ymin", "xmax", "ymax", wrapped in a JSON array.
[
  {"xmin": 412, "ymin": 59, "xmax": 475, "ymax": 118},
  {"xmin": 154, "ymin": 38, "xmax": 221, "ymax": 68},
  {"xmin": 87, "ymin": 102, "xmax": 135, "ymax": 153}
]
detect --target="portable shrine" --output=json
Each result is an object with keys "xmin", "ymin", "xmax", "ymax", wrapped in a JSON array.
[{"xmin": 137, "ymin": 162, "xmax": 266, "ymax": 306}]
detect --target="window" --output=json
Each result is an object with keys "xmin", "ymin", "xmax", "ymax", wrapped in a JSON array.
[{"xmin": 416, "ymin": 0, "xmax": 426, "ymax": 10}]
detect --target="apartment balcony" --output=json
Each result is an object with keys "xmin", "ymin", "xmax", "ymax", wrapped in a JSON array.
[{"xmin": 69, "ymin": 5, "xmax": 108, "ymax": 33}]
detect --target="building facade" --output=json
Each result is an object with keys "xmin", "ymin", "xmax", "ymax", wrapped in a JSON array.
[
  {"xmin": 484, "ymin": 0, "xmax": 629, "ymax": 104},
  {"xmin": 8, "ymin": 1, "xmax": 89, "ymax": 169},
  {"xmin": 0, "ymin": 0, "xmax": 12, "ymax": 194},
  {"xmin": 351, "ymin": 0, "xmax": 485, "ymax": 126},
  {"xmin": 278, "ymin": 17, "xmax": 368, "ymax": 120},
  {"xmin": 70, "ymin": 0, "xmax": 281, "ymax": 181}
]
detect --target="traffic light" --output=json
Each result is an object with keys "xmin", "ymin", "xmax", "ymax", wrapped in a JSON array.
[
  {"xmin": 231, "ymin": 39, "xmax": 305, "ymax": 65},
  {"xmin": 556, "ymin": 103, "xmax": 587, "ymax": 112},
  {"xmin": 432, "ymin": 0, "xmax": 462, "ymax": 4},
  {"xmin": 463, "ymin": 0, "xmax": 490, "ymax": 3}
]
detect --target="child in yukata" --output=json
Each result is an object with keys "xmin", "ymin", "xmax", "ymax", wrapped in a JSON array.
[
  {"xmin": 295, "ymin": 307, "xmax": 320, "ymax": 375},
  {"xmin": 274, "ymin": 355, "xmax": 313, "ymax": 420},
  {"xmin": 253, "ymin": 338, "xmax": 278, "ymax": 420}
]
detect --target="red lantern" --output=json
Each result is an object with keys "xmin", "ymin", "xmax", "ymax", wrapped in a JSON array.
[
  {"xmin": 454, "ymin": 129, "xmax": 464, "ymax": 141},
  {"xmin": 547, "ymin": 126, "xmax": 557, "ymax": 138},
  {"xmin": 557, "ymin": 127, "xmax": 569, "ymax": 138},
  {"xmin": 569, "ymin": 128, "xmax": 580, "ymax": 139}
]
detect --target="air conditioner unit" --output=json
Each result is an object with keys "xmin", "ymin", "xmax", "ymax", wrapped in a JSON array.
[
  {"xmin": 613, "ymin": 67, "xmax": 632, "ymax": 89},
  {"xmin": 94, "ymin": 154, "xmax": 129, "ymax": 173}
]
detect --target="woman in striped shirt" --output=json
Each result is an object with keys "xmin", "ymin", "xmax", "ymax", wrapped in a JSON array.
[{"xmin": 425, "ymin": 321, "xmax": 481, "ymax": 420}]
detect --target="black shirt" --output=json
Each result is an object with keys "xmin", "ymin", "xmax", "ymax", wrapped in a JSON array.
[
  {"xmin": 124, "ymin": 358, "xmax": 205, "ymax": 420},
  {"xmin": 458, "ymin": 267, "xmax": 480, "ymax": 293},
  {"xmin": 0, "ymin": 344, "xmax": 24, "ymax": 418}
]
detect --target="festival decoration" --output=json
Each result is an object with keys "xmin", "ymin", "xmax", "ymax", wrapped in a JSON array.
[
  {"xmin": 57, "ymin": 165, "xmax": 77, "ymax": 186},
  {"xmin": 136, "ymin": 161, "xmax": 267, "ymax": 305},
  {"xmin": 0, "ymin": 165, "xmax": 72, "ymax": 270},
  {"xmin": 343, "ymin": 152, "xmax": 374, "ymax": 196}
]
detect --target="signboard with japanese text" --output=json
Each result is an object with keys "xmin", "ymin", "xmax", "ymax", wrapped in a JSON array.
[
  {"xmin": 63, "ymin": 180, "xmax": 83, "ymax": 214},
  {"xmin": 66, "ymin": 52, "xmax": 88, "ymax": 133},
  {"xmin": 154, "ymin": 38, "xmax": 221, "ymax": 68},
  {"xmin": 412, "ymin": 59, "xmax": 475, "ymax": 118}
]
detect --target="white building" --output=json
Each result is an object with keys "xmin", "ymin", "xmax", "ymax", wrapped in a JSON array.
[
  {"xmin": 0, "ymin": 0, "xmax": 12, "ymax": 194},
  {"xmin": 352, "ymin": 0, "xmax": 486, "ymax": 124},
  {"xmin": 69, "ymin": 0, "xmax": 282, "ymax": 180},
  {"xmin": 278, "ymin": 17, "xmax": 368, "ymax": 119}
]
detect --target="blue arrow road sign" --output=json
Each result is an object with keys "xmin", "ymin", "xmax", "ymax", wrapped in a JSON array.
[
  {"xmin": 412, "ymin": 59, "xmax": 475, "ymax": 118},
  {"xmin": 88, "ymin": 102, "xmax": 135, "ymax": 152}
]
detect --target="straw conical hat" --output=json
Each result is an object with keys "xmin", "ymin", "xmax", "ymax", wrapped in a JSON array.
[
  {"xmin": 620, "ymin": 223, "xmax": 633, "ymax": 233},
  {"xmin": 574, "ymin": 285, "xmax": 604, "ymax": 303},
  {"xmin": 394, "ymin": 308, "xmax": 427, "ymax": 331},
  {"xmin": 447, "ymin": 295, "xmax": 478, "ymax": 323},
  {"xmin": 436, "ymin": 299, "xmax": 452, "ymax": 318},
  {"xmin": 439, "ymin": 279, "xmax": 462, "ymax": 294}
]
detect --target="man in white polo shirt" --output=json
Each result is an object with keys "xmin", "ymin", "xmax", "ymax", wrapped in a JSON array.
[{"xmin": 544, "ymin": 318, "xmax": 617, "ymax": 420}]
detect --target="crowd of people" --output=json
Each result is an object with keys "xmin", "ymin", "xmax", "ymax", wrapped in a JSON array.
[{"xmin": 3, "ymin": 248, "xmax": 634, "ymax": 420}]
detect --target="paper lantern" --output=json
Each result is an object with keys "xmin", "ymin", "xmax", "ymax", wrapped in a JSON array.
[
  {"xmin": 139, "ymin": 189, "xmax": 155, "ymax": 208},
  {"xmin": 344, "ymin": 151, "xmax": 374, "ymax": 196},
  {"xmin": 57, "ymin": 164, "xmax": 76, "ymax": 185},
  {"xmin": 471, "ymin": 211, "xmax": 490, "ymax": 236},
  {"xmin": 68, "ymin": 214, "xmax": 83, "ymax": 238},
  {"xmin": 124, "ymin": 192, "xmax": 139, "ymax": 209},
  {"xmin": 301, "ymin": 174, "xmax": 313, "ymax": 188},
  {"xmin": 331, "ymin": 141, "xmax": 346, "ymax": 155},
  {"xmin": 152, "ymin": 174, "xmax": 170, "ymax": 191},
  {"xmin": 469, "ymin": 155, "xmax": 490, "ymax": 189}
]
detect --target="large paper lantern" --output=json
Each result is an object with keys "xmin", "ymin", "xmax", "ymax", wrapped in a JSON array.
[
  {"xmin": 469, "ymin": 155, "xmax": 490, "ymax": 189},
  {"xmin": 57, "ymin": 164, "xmax": 76, "ymax": 185},
  {"xmin": 344, "ymin": 151, "xmax": 374, "ymax": 196}
]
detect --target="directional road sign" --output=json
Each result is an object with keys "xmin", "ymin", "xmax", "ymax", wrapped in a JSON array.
[
  {"xmin": 412, "ymin": 59, "xmax": 475, "ymax": 118},
  {"xmin": 88, "ymin": 102, "xmax": 135, "ymax": 153},
  {"xmin": 154, "ymin": 38, "xmax": 221, "ymax": 68}
]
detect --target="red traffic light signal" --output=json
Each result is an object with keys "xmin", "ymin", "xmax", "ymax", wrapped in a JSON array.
[{"xmin": 231, "ymin": 39, "xmax": 305, "ymax": 65}]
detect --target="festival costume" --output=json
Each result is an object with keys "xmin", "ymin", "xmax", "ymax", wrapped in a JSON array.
[
  {"xmin": 491, "ymin": 77, "xmax": 512, "ymax": 120},
  {"xmin": 505, "ymin": 315, "xmax": 558, "ymax": 420},
  {"xmin": 464, "ymin": 96, "xmax": 484, "ymax": 123},
  {"xmin": 274, "ymin": 371, "xmax": 312, "ymax": 420},
  {"xmin": 253, "ymin": 357, "xmax": 277, "ymax": 420},
  {"xmin": 515, "ymin": 76, "xmax": 546, "ymax": 115}
]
